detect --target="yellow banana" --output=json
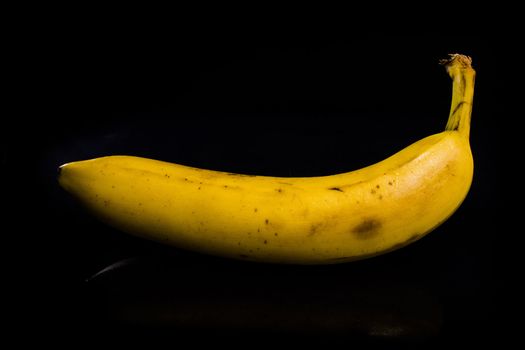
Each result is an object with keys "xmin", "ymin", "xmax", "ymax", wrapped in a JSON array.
[{"xmin": 58, "ymin": 54, "xmax": 475, "ymax": 264}]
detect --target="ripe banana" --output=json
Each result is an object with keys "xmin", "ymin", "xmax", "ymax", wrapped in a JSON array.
[{"xmin": 58, "ymin": 54, "xmax": 475, "ymax": 264}]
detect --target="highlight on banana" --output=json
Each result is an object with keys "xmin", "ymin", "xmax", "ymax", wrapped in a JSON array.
[{"xmin": 58, "ymin": 54, "xmax": 475, "ymax": 264}]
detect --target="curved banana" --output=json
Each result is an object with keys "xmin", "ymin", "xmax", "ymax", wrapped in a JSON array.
[{"xmin": 58, "ymin": 54, "xmax": 475, "ymax": 264}]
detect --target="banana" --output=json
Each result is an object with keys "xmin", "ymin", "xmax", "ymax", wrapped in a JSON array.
[{"xmin": 58, "ymin": 54, "xmax": 475, "ymax": 264}]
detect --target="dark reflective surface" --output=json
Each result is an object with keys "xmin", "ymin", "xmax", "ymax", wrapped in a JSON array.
[{"xmin": 85, "ymin": 254, "xmax": 444, "ymax": 340}]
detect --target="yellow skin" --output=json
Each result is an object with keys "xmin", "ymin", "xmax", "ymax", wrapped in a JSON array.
[{"xmin": 59, "ymin": 54, "xmax": 475, "ymax": 264}]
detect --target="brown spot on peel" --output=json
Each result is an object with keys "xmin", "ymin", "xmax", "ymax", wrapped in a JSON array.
[
  {"xmin": 352, "ymin": 218, "xmax": 382, "ymax": 239},
  {"xmin": 329, "ymin": 187, "xmax": 344, "ymax": 192},
  {"xmin": 309, "ymin": 223, "xmax": 321, "ymax": 236}
]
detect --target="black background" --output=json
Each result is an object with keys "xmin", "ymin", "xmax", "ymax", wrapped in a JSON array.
[{"xmin": 9, "ymin": 30, "xmax": 500, "ymax": 346}]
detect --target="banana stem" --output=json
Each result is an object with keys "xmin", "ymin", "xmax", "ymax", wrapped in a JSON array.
[{"xmin": 441, "ymin": 54, "xmax": 476, "ymax": 139}]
